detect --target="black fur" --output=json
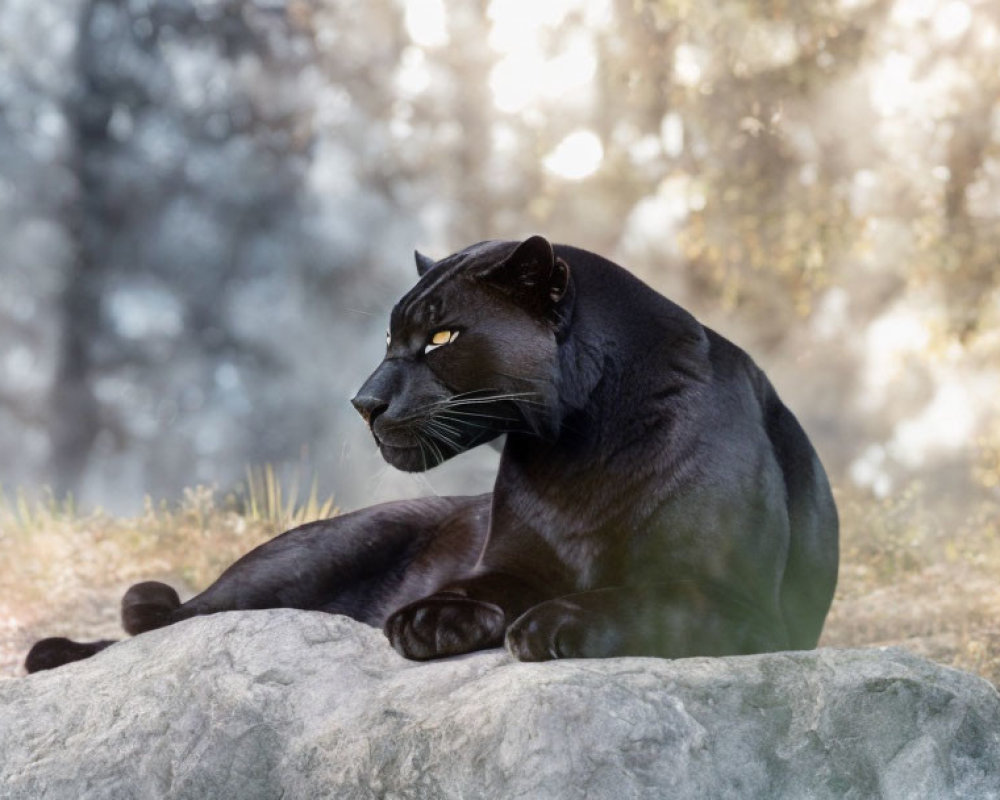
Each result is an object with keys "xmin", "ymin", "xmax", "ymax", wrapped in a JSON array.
[
  {"xmin": 24, "ymin": 637, "xmax": 115, "ymax": 673},
  {"xmin": 25, "ymin": 237, "xmax": 838, "ymax": 671}
]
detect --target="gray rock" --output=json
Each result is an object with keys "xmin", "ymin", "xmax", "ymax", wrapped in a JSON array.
[{"xmin": 2, "ymin": 610, "xmax": 998, "ymax": 799}]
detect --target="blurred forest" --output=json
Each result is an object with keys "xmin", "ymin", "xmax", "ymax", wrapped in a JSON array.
[{"xmin": 1, "ymin": 0, "xmax": 998, "ymax": 521}]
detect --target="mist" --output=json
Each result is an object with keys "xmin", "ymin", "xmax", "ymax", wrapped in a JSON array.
[{"xmin": 1, "ymin": 0, "xmax": 998, "ymax": 520}]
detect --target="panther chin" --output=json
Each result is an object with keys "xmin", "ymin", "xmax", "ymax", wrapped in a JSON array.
[
  {"xmin": 377, "ymin": 428, "xmax": 501, "ymax": 472},
  {"xmin": 378, "ymin": 441, "xmax": 449, "ymax": 472}
]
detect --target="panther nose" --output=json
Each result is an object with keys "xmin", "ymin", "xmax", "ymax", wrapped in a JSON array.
[{"xmin": 351, "ymin": 394, "xmax": 389, "ymax": 427}]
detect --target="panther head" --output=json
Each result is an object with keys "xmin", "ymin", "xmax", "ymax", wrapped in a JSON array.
[{"xmin": 352, "ymin": 236, "xmax": 571, "ymax": 472}]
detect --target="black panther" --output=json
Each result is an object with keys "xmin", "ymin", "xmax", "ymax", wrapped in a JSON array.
[{"xmin": 26, "ymin": 236, "xmax": 838, "ymax": 671}]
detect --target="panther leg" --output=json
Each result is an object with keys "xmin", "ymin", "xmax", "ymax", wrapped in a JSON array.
[
  {"xmin": 505, "ymin": 582, "xmax": 788, "ymax": 661},
  {"xmin": 25, "ymin": 495, "xmax": 490, "ymax": 671}
]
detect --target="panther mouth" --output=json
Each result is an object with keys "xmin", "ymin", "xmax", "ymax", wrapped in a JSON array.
[
  {"xmin": 378, "ymin": 440, "xmax": 444, "ymax": 472},
  {"xmin": 371, "ymin": 411, "xmax": 496, "ymax": 471},
  {"xmin": 370, "ymin": 424, "xmax": 417, "ymax": 451},
  {"xmin": 372, "ymin": 419, "xmax": 469, "ymax": 472}
]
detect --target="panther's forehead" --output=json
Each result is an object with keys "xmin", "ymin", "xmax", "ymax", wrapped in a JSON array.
[
  {"xmin": 391, "ymin": 239, "xmax": 519, "ymax": 331},
  {"xmin": 391, "ymin": 294, "xmax": 442, "ymax": 331}
]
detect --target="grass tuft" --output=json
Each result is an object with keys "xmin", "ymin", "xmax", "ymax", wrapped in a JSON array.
[{"xmin": 242, "ymin": 464, "xmax": 338, "ymax": 528}]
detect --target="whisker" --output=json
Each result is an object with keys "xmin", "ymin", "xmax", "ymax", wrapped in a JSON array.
[
  {"xmin": 436, "ymin": 408, "xmax": 518, "ymax": 424},
  {"xmin": 425, "ymin": 430, "xmax": 446, "ymax": 465},
  {"xmin": 422, "ymin": 419, "xmax": 461, "ymax": 449},
  {"xmin": 444, "ymin": 388, "xmax": 508, "ymax": 401},
  {"xmin": 439, "ymin": 393, "xmax": 544, "ymax": 408},
  {"xmin": 425, "ymin": 416, "xmax": 463, "ymax": 438},
  {"xmin": 414, "ymin": 431, "xmax": 430, "ymax": 472},
  {"xmin": 396, "ymin": 391, "xmax": 544, "ymax": 424},
  {"xmin": 415, "ymin": 419, "xmax": 450, "ymax": 458}
]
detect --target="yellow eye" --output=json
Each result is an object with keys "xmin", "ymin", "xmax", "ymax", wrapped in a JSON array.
[{"xmin": 425, "ymin": 330, "xmax": 459, "ymax": 354}]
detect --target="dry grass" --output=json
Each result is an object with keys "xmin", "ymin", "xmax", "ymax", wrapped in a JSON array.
[
  {"xmin": 0, "ymin": 477, "xmax": 336, "ymax": 678},
  {"xmin": 821, "ymin": 485, "xmax": 1000, "ymax": 687},
  {"xmin": 2, "ymin": 479, "xmax": 998, "ymax": 686}
]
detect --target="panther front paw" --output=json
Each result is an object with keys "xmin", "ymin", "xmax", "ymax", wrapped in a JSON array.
[
  {"xmin": 384, "ymin": 594, "xmax": 505, "ymax": 660},
  {"xmin": 506, "ymin": 598, "xmax": 620, "ymax": 661}
]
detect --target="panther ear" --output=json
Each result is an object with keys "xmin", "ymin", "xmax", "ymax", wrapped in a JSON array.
[
  {"xmin": 414, "ymin": 250, "xmax": 436, "ymax": 277},
  {"xmin": 478, "ymin": 235, "xmax": 570, "ymax": 313}
]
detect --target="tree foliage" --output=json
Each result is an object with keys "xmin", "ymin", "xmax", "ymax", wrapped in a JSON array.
[{"xmin": 0, "ymin": 0, "xmax": 997, "ymax": 511}]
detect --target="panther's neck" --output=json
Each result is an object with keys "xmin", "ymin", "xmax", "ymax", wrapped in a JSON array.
[
  {"xmin": 491, "ymin": 292, "xmax": 710, "ymax": 586},
  {"xmin": 496, "ymin": 252, "xmax": 711, "ymax": 531},
  {"xmin": 550, "ymin": 246, "xmax": 711, "ymax": 435}
]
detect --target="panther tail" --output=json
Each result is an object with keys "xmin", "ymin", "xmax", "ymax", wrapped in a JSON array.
[{"xmin": 24, "ymin": 580, "xmax": 182, "ymax": 674}]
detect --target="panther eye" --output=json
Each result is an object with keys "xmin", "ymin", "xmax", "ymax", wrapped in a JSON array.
[{"xmin": 424, "ymin": 330, "xmax": 459, "ymax": 354}]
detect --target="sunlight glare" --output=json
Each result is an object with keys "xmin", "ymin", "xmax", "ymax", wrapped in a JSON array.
[
  {"xmin": 890, "ymin": 381, "xmax": 975, "ymax": 467},
  {"xmin": 859, "ymin": 304, "xmax": 931, "ymax": 410},
  {"xmin": 487, "ymin": 0, "xmax": 611, "ymax": 51},
  {"xmin": 660, "ymin": 112, "xmax": 684, "ymax": 158},
  {"xmin": 490, "ymin": 36, "xmax": 597, "ymax": 114},
  {"xmin": 933, "ymin": 1, "xmax": 971, "ymax": 40},
  {"xmin": 870, "ymin": 51, "xmax": 915, "ymax": 116},
  {"xmin": 674, "ymin": 44, "xmax": 705, "ymax": 88},
  {"xmin": 486, "ymin": 0, "xmax": 608, "ymax": 114},
  {"xmin": 848, "ymin": 444, "xmax": 892, "ymax": 497},
  {"xmin": 891, "ymin": 0, "xmax": 936, "ymax": 25},
  {"xmin": 543, "ymin": 130, "xmax": 603, "ymax": 181},
  {"xmin": 404, "ymin": 0, "xmax": 449, "ymax": 48},
  {"xmin": 397, "ymin": 46, "xmax": 431, "ymax": 96}
]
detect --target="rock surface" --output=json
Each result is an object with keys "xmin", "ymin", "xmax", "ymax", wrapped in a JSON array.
[{"xmin": 2, "ymin": 610, "xmax": 999, "ymax": 799}]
